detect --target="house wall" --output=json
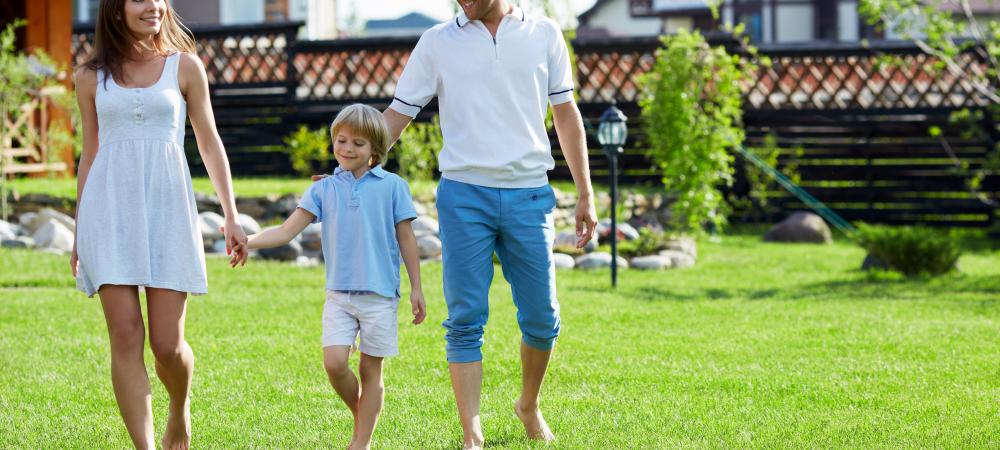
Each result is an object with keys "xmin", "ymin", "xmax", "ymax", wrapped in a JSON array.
[
  {"xmin": 172, "ymin": 0, "xmax": 221, "ymax": 25},
  {"xmin": 588, "ymin": 0, "xmax": 662, "ymax": 36}
]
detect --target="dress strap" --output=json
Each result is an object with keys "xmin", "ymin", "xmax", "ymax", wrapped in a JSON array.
[{"xmin": 164, "ymin": 52, "xmax": 182, "ymax": 90}]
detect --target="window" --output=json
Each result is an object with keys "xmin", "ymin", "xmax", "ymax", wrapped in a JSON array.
[{"xmin": 74, "ymin": 0, "xmax": 100, "ymax": 23}]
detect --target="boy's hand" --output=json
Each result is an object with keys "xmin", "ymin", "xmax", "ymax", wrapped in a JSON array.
[{"xmin": 410, "ymin": 290, "xmax": 426, "ymax": 325}]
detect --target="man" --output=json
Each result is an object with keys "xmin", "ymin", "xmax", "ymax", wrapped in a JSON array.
[{"xmin": 384, "ymin": 1, "xmax": 597, "ymax": 448}]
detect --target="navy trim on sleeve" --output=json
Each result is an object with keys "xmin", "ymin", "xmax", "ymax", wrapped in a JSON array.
[
  {"xmin": 392, "ymin": 97, "xmax": 424, "ymax": 108},
  {"xmin": 548, "ymin": 89, "xmax": 574, "ymax": 96}
]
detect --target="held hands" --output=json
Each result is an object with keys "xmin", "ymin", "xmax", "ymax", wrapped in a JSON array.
[
  {"xmin": 575, "ymin": 194, "xmax": 598, "ymax": 248},
  {"xmin": 220, "ymin": 221, "xmax": 249, "ymax": 268},
  {"xmin": 410, "ymin": 289, "xmax": 427, "ymax": 325}
]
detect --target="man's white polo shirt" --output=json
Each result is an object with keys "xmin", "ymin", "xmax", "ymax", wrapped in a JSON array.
[{"xmin": 388, "ymin": 5, "xmax": 575, "ymax": 189}]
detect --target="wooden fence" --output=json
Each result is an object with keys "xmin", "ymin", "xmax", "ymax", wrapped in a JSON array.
[{"xmin": 71, "ymin": 23, "xmax": 998, "ymax": 226}]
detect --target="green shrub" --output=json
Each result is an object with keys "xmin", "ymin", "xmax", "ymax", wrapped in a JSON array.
[
  {"xmin": 855, "ymin": 224, "xmax": 962, "ymax": 276},
  {"xmin": 637, "ymin": 29, "xmax": 755, "ymax": 234},
  {"xmin": 394, "ymin": 116, "xmax": 442, "ymax": 182},
  {"xmin": 282, "ymin": 125, "xmax": 330, "ymax": 177},
  {"xmin": 617, "ymin": 228, "xmax": 670, "ymax": 258},
  {"xmin": 0, "ymin": 20, "xmax": 74, "ymax": 222}
]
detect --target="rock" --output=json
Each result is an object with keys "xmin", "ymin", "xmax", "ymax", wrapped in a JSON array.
[
  {"xmin": 417, "ymin": 235, "xmax": 442, "ymax": 259},
  {"xmin": 630, "ymin": 193, "xmax": 650, "ymax": 216},
  {"xmin": 258, "ymin": 238, "xmax": 303, "ymax": 261},
  {"xmin": 27, "ymin": 208, "xmax": 75, "ymax": 234},
  {"xmin": 413, "ymin": 201, "xmax": 428, "ymax": 217},
  {"xmin": 630, "ymin": 255, "xmax": 673, "ymax": 270},
  {"xmin": 237, "ymin": 213, "xmax": 261, "ymax": 235},
  {"xmin": 195, "ymin": 192, "xmax": 221, "ymax": 212},
  {"xmin": 627, "ymin": 212, "xmax": 662, "ymax": 233},
  {"xmin": 763, "ymin": 212, "xmax": 833, "ymax": 244},
  {"xmin": 555, "ymin": 187, "xmax": 576, "ymax": 208},
  {"xmin": 664, "ymin": 236, "xmax": 697, "ymax": 259},
  {"xmin": 552, "ymin": 253, "xmax": 576, "ymax": 269},
  {"xmin": 0, "ymin": 220, "xmax": 17, "ymax": 241},
  {"xmin": 619, "ymin": 223, "xmax": 640, "ymax": 241},
  {"xmin": 300, "ymin": 223, "xmax": 323, "ymax": 251},
  {"xmin": 209, "ymin": 239, "xmax": 228, "ymax": 254},
  {"xmin": 199, "ymin": 212, "xmax": 226, "ymax": 240},
  {"xmin": 18, "ymin": 212, "xmax": 37, "ymax": 230},
  {"xmin": 659, "ymin": 250, "xmax": 695, "ymax": 269},
  {"xmin": 2, "ymin": 237, "xmax": 34, "ymax": 249},
  {"xmin": 267, "ymin": 194, "xmax": 299, "ymax": 218},
  {"xmin": 553, "ymin": 208, "xmax": 573, "ymax": 229},
  {"xmin": 31, "ymin": 220, "xmax": 74, "ymax": 253},
  {"xmin": 595, "ymin": 191, "xmax": 611, "ymax": 213},
  {"xmin": 296, "ymin": 255, "xmax": 320, "ymax": 268},
  {"xmin": 655, "ymin": 204, "xmax": 674, "ymax": 229},
  {"xmin": 411, "ymin": 216, "xmax": 439, "ymax": 236},
  {"xmin": 575, "ymin": 252, "xmax": 628, "ymax": 270},
  {"xmin": 596, "ymin": 219, "xmax": 639, "ymax": 241},
  {"xmin": 583, "ymin": 233, "xmax": 599, "ymax": 253},
  {"xmin": 555, "ymin": 230, "xmax": 598, "ymax": 253},
  {"xmin": 235, "ymin": 198, "xmax": 267, "ymax": 220},
  {"xmin": 554, "ymin": 231, "xmax": 578, "ymax": 248},
  {"xmin": 861, "ymin": 253, "xmax": 890, "ymax": 271}
]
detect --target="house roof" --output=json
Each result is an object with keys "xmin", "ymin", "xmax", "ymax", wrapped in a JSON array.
[
  {"xmin": 580, "ymin": 0, "xmax": 712, "ymax": 23},
  {"xmin": 365, "ymin": 12, "xmax": 438, "ymax": 32},
  {"xmin": 578, "ymin": 0, "xmax": 614, "ymax": 25}
]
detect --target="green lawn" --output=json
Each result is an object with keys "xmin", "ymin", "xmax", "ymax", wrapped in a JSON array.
[
  {"xmin": 2, "ymin": 236, "xmax": 999, "ymax": 448},
  {"xmin": 5, "ymin": 176, "xmax": 324, "ymax": 199},
  {"xmin": 4, "ymin": 176, "xmax": 626, "ymax": 202}
]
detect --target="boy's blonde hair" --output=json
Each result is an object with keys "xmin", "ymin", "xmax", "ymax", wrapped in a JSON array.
[{"xmin": 330, "ymin": 104, "xmax": 391, "ymax": 167}]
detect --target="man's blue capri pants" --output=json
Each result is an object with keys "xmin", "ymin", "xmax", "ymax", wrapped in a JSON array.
[{"xmin": 436, "ymin": 177, "xmax": 561, "ymax": 363}]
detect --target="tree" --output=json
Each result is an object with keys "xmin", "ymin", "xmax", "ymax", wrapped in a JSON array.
[{"xmin": 859, "ymin": 0, "xmax": 1000, "ymax": 206}]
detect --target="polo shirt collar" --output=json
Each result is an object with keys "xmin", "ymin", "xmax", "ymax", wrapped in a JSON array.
[
  {"xmin": 455, "ymin": 3, "xmax": 525, "ymax": 28},
  {"xmin": 333, "ymin": 165, "xmax": 387, "ymax": 179}
]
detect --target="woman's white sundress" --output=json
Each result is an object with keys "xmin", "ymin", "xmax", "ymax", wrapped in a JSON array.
[{"xmin": 76, "ymin": 53, "xmax": 207, "ymax": 297}]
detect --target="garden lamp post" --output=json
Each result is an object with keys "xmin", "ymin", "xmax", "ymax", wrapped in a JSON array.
[{"xmin": 597, "ymin": 105, "xmax": 628, "ymax": 287}]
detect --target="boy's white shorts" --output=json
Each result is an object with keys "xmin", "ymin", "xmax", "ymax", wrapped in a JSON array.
[{"xmin": 322, "ymin": 290, "xmax": 399, "ymax": 357}]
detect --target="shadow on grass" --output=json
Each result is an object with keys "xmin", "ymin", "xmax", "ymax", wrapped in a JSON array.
[
  {"xmin": 624, "ymin": 273, "xmax": 1000, "ymax": 305},
  {"xmin": 438, "ymin": 433, "xmax": 523, "ymax": 450}
]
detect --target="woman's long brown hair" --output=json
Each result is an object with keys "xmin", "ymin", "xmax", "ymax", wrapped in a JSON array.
[{"xmin": 83, "ymin": 0, "xmax": 196, "ymax": 87}]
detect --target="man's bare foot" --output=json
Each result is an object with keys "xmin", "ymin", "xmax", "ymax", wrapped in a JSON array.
[
  {"xmin": 162, "ymin": 401, "xmax": 191, "ymax": 450},
  {"xmin": 461, "ymin": 429, "xmax": 485, "ymax": 450},
  {"xmin": 514, "ymin": 401, "xmax": 555, "ymax": 442}
]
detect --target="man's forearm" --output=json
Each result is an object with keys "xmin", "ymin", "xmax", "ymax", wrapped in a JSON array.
[{"xmin": 553, "ymin": 103, "xmax": 593, "ymax": 197}]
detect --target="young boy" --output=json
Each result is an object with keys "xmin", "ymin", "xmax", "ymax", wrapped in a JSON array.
[{"xmin": 232, "ymin": 103, "xmax": 426, "ymax": 450}]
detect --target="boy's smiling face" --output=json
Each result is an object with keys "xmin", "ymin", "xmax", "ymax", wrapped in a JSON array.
[{"xmin": 333, "ymin": 126, "xmax": 374, "ymax": 178}]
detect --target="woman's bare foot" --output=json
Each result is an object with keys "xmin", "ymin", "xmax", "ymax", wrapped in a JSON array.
[
  {"xmin": 514, "ymin": 401, "xmax": 555, "ymax": 442},
  {"xmin": 162, "ymin": 401, "xmax": 191, "ymax": 450}
]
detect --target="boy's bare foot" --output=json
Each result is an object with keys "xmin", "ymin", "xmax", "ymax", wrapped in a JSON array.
[
  {"xmin": 514, "ymin": 401, "xmax": 555, "ymax": 442},
  {"xmin": 162, "ymin": 401, "xmax": 191, "ymax": 450}
]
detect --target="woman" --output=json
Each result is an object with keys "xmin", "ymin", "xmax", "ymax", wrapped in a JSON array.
[{"xmin": 71, "ymin": 0, "xmax": 247, "ymax": 448}]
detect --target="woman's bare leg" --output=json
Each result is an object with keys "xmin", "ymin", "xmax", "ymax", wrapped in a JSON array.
[
  {"xmin": 99, "ymin": 285, "xmax": 154, "ymax": 450},
  {"xmin": 147, "ymin": 288, "xmax": 193, "ymax": 450}
]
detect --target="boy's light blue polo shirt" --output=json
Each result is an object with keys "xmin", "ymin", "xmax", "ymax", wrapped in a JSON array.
[{"xmin": 297, "ymin": 165, "xmax": 417, "ymax": 299}]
